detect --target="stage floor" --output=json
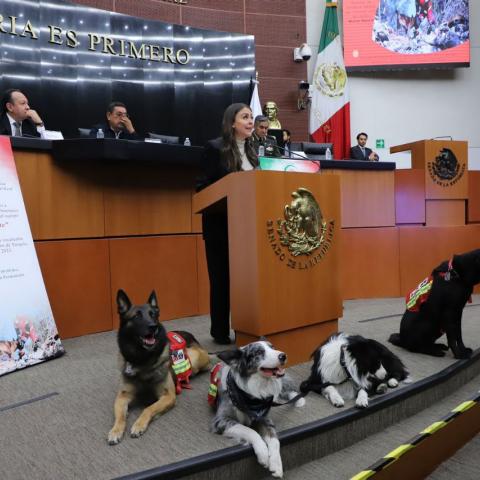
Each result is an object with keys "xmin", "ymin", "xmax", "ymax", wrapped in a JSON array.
[{"xmin": 1, "ymin": 296, "xmax": 479, "ymax": 480}]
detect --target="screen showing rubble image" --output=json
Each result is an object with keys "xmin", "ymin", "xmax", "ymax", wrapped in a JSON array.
[{"xmin": 344, "ymin": 0, "xmax": 470, "ymax": 71}]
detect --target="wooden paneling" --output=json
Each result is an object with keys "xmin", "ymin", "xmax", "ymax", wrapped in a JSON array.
[
  {"xmin": 236, "ymin": 320, "xmax": 338, "ymax": 366},
  {"xmin": 395, "ymin": 169, "xmax": 425, "ymax": 224},
  {"xmin": 103, "ymin": 166, "xmax": 195, "ymax": 236},
  {"xmin": 196, "ymin": 235, "xmax": 210, "ymax": 315},
  {"xmin": 373, "ymin": 402, "xmax": 480, "ymax": 480},
  {"xmin": 184, "ymin": 0, "xmax": 244, "ymax": 12},
  {"xmin": 35, "ymin": 239, "xmax": 112, "ymax": 339},
  {"xmin": 425, "ymin": 200, "xmax": 466, "ymax": 226},
  {"xmin": 109, "ymin": 235, "xmax": 199, "ymax": 327},
  {"xmin": 398, "ymin": 225, "xmax": 480, "ymax": 296},
  {"xmin": 15, "ymin": 151, "xmax": 105, "ymax": 240},
  {"xmin": 340, "ymin": 228, "xmax": 401, "ymax": 299},
  {"xmin": 424, "ymin": 141, "xmax": 468, "ymax": 200},
  {"xmin": 195, "ymin": 171, "xmax": 343, "ymax": 341},
  {"xmin": 468, "ymin": 171, "xmax": 480, "ymax": 223},
  {"xmin": 322, "ymin": 169, "xmax": 395, "ymax": 228}
]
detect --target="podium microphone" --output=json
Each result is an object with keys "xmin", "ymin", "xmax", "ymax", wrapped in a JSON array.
[{"xmin": 430, "ymin": 136, "xmax": 453, "ymax": 140}]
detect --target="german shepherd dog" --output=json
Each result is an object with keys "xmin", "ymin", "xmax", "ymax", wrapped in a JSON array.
[
  {"xmin": 108, "ymin": 289, "xmax": 210, "ymax": 445},
  {"xmin": 212, "ymin": 340, "xmax": 305, "ymax": 478},
  {"xmin": 389, "ymin": 249, "xmax": 480, "ymax": 359}
]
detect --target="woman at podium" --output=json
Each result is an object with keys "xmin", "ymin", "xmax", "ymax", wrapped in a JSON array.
[{"xmin": 201, "ymin": 103, "xmax": 258, "ymax": 344}]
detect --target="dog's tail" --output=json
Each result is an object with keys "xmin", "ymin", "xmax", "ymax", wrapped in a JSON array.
[{"xmin": 388, "ymin": 333, "xmax": 402, "ymax": 347}]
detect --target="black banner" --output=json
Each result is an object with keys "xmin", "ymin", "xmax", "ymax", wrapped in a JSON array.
[{"xmin": 0, "ymin": 0, "xmax": 255, "ymax": 143}]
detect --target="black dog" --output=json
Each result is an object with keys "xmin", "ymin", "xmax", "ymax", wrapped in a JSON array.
[{"xmin": 389, "ymin": 249, "xmax": 480, "ymax": 359}]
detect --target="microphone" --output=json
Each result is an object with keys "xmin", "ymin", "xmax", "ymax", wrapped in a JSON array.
[
  {"xmin": 431, "ymin": 136, "xmax": 453, "ymax": 140},
  {"xmin": 273, "ymin": 143, "xmax": 312, "ymax": 161}
]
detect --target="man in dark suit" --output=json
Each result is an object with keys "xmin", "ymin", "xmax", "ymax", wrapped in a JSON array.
[
  {"xmin": 90, "ymin": 101, "xmax": 142, "ymax": 140},
  {"xmin": 350, "ymin": 132, "xmax": 379, "ymax": 161},
  {"xmin": 0, "ymin": 89, "xmax": 45, "ymax": 138},
  {"xmin": 251, "ymin": 115, "xmax": 281, "ymax": 157}
]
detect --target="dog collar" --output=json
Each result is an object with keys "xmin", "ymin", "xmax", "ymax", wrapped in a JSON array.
[
  {"xmin": 226, "ymin": 371, "xmax": 274, "ymax": 421},
  {"xmin": 439, "ymin": 258, "xmax": 459, "ymax": 282}
]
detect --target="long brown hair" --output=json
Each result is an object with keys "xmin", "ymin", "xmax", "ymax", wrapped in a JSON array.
[{"xmin": 220, "ymin": 103, "xmax": 258, "ymax": 172}]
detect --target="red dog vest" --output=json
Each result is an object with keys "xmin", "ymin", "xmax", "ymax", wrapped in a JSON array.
[{"xmin": 167, "ymin": 331, "xmax": 193, "ymax": 394}]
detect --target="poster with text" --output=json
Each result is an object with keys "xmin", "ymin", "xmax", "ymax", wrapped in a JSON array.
[
  {"xmin": 344, "ymin": 0, "xmax": 470, "ymax": 70},
  {"xmin": 0, "ymin": 137, "xmax": 64, "ymax": 376}
]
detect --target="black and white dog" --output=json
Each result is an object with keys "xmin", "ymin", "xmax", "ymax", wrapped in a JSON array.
[
  {"xmin": 212, "ymin": 341, "xmax": 305, "ymax": 478},
  {"xmin": 302, "ymin": 333, "xmax": 409, "ymax": 409}
]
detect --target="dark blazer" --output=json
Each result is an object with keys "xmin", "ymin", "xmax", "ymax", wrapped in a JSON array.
[
  {"xmin": 89, "ymin": 123, "xmax": 142, "ymax": 140},
  {"xmin": 350, "ymin": 145, "xmax": 378, "ymax": 161},
  {"xmin": 0, "ymin": 113, "xmax": 41, "ymax": 138}
]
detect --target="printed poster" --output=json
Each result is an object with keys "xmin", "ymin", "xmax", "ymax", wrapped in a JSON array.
[{"xmin": 0, "ymin": 136, "xmax": 64, "ymax": 376}]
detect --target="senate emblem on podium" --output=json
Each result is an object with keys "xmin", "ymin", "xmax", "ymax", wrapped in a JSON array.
[
  {"xmin": 427, "ymin": 148, "xmax": 465, "ymax": 187},
  {"xmin": 266, "ymin": 188, "xmax": 335, "ymax": 270}
]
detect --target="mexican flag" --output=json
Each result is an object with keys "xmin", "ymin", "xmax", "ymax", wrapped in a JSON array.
[{"xmin": 309, "ymin": 1, "xmax": 350, "ymax": 160}]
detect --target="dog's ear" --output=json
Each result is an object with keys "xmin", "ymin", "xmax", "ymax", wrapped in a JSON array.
[
  {"xmin": 217, "ymin": 348, "xmax": 242, "ymax": 365},
  {"xmin": 147, "ymin": 290, "xmax": 159, "ymax": 312},
  {"xmin": 117, "ymin": 289, "xmax": 132, "ymax": 315}
]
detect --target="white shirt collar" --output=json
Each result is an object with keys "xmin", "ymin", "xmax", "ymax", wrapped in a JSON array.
[{"xmin": 6, "ymin": 113, "xmax": 20, "ymax": 129}]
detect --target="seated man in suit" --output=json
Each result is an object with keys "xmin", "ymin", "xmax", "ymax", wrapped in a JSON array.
[
  {"xmin": 90, "ymin": 101, "xmax": 142, "ymax": 140},
  {"xmin": 0, "ymin": 89, "xmax": 45, "ymax": 138},
  {"xmin": 251, "ymin": 115, "xmax": 281, "ymax": 157},
  {"xmin": 350, "ymin": 132, "xmax": 379, "ymax": 161}
]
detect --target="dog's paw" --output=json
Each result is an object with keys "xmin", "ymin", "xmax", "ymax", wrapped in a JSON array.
[
  {"xmin": 331, "ymin": 395, "xmax": 344, "ymax": 408},
  {"xmin": 130, "ymin": 420, "xmax": 148, "ymax": 438},
  {"xmin": 387, "ymin": 378, "xmax": 399, "ymax": 388},
  {"xmin": 268, "ymin": 454, "xmax": 283, "ymax": 478},
  {"xmin": 295, "ymin": 397, "xmax": 306, "ymax": 408},
  {"xmin": 455, "ymin": 348, "xmax": 473, "ymax": 359},
  {"xmin": 107, "ymin": 428, "xmax": 124, "ymax": 445},
  {"xmin": 253, "ymin": 441, "xmax": 270, "ymax": 468},
  {"xmin": 376, "ymin": 383, "xmax": 388, "ymax": 394},
  {"xmin": 355, "ymin": 390, "xmax": 369, "ymax": 409}
]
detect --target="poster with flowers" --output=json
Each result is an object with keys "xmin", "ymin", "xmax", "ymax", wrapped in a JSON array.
[{"xmin": 0, "ymin": 137, "xmax": 64, "ymax": 376}]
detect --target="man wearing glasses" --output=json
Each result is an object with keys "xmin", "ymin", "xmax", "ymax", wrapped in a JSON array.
[{"xmin": 90, "ymin": 101, "xmax": 141, "ymax": 140}]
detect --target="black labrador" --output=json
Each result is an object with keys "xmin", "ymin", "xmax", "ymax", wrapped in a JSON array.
[{"xmin": 389, "ymin": 249, "xmax": 480, "ymax": 359}]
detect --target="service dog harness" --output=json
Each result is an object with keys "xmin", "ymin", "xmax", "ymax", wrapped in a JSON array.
[
  {"xmin": 167, "ymin": 331, "xmax": 193, "ymax": 394},
  {"xmin": 406, "ymin": 258, "xmax": 471, "ymax": 312}
]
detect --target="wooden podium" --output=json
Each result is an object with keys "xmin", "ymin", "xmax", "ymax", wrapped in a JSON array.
[
  {"xmin": 391, "ymin": 140, "xmax": 468, "ymax": 226},
  {"xmin": 193, "ymin": 170, "xmax": 342, "ymax": 365}
]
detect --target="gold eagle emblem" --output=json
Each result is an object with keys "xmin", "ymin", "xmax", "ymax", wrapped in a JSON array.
[{"xmin": 277, "ymin": 188, "xmax": 326, "ymax": 256}]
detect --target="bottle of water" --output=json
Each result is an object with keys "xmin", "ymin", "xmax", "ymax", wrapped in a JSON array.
[
  {"xmin": 325, "ymin": 147, "xmax": 332, "ymax": 160},
  {"xmin": 184, "ymin": 137, "xmax": 191, "ymax": 146},
  {"xmin": 258, "ymin": 145, "xmax": 265, "ymax": 157},
  {"xmin": 96, "ymin": 128, "xmax": 104, "ymax": 139}
]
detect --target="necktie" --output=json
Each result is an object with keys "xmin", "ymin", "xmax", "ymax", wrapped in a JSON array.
[
  {"xmin": 361, "ymin": 147, "xmax": 366, "ymax": 158},
  {"xmin": 13, "ymin": 122, "xmax": 22, "ymax": 137}
]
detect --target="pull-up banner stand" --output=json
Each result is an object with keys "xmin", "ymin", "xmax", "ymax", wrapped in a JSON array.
[{"xmin": 0, "ymin": 137, "xmax": 64, "ymax": 376}]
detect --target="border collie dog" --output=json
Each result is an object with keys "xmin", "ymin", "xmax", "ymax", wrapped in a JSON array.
[
  {"xmin": 212, "ymin": 341, "xmax": 305, "ymax": 478},
  {"xmin": 303, "ymin": 333, "xmax": 409, "ymax": 409}
]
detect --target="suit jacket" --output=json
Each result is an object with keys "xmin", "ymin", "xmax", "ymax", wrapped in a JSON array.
[
  {"xmin": 0, "ymin": 113, "xmax": 41, "ymax": 138},
  {"xmin": 350, "ymin": 145, "xmax": 378, "ymax": 161},
  {"xmin": 89, "ymin": 123, "xmax": 142, "ymax": 140}
]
